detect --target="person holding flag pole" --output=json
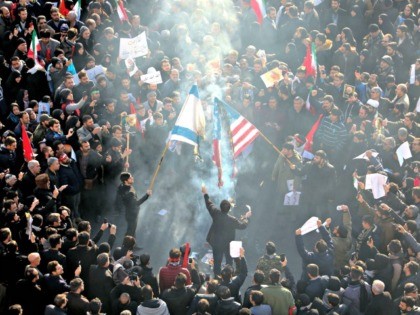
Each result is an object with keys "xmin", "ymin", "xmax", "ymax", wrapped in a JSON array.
[{"xmin": 147, "ymin": 84, "xmax": 206, "ymax": 191}]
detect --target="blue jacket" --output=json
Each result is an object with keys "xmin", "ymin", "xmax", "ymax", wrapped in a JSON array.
[{"xmin": 295, "ymin": 226, "xmax": 335, "ymax": 278}]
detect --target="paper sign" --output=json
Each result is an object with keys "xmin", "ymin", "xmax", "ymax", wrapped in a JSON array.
[
  {"xmin": 302, "ymin": 150, "xmax": 314, "ymax": 160},
  {"xmin": 125, "ymin": 58, "xmax": 139, "ymax": 77},
  {"xmin": 284, "ymin": 191, "xmax": 301, "ymax": 206},
  {"xmin": 301, "ymin": 216, "xmax": 319, "ymax": 235},
  {"xmin": 37, "ymin": 101, "xmax": 51, "ymax": 121},
  {"xmin": 158, "ymin": 209, "xmax": 168, "ymax": 216},
  {"xmin": 353, "ymin": 151, "xmax": 379, "ymax": 161},
  {"xmin": 260, "ymin": 68, "xmax": 284, "ymax": 88},
  {"xmin": 119, "ymin": 32, "xmax": 148, "ymax": 59},
  {"xmin": 141, "ymin": 70, "xmax": 163, "ymax": 84},
  {"xmin": 287, "ymin": 179, "xmax": 294, "ymax": 191},
  {"xmin": 365, "ymin": 173, "xmax": 387, "ymax": 199},
  {"xmin": 396, "ymin": 141, "xmax": 412, "ymax": 167},
  {"xmin": 230, "ymin": 241, "xmax": 242, "ymax": 258}
]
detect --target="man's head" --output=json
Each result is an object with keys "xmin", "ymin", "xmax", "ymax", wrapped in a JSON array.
[
  {"xmin": 250, "ymin": 290, "xmax": 264, "ymax": 306},
  {"xmin": 372, "ymin": 279, "xmax": 385, "ymax": 295},
  {"xmin": 404, "ymin": 261, "xmax": 419, "ymax": 276},
  {"xmin": 306, "ymin": 263, "xmax": 319, "ymax": 279},
  {"xmin": 28, "ymin": 160, "xmax": 41, "ymax": 175},
  {"xmin": 70, "ymin": 278, "xmax": 84, "ymax": 293},
  {"xmin": 220, "ymin": 200, "xmax": 231, "ymax": 213},
  {"xmin": 48, "ymin": 260, "xmax": 64, "ymax": 276},
  {"xmin": 120, "ymin": 172, "xmax": 134, "ymax": 186},
  {"xmin": 313, "ymin": 150, "xmax": 327, "ymax": 166},
  {"xmin": 400, "ymin": 296, "xmax": 416, "ymax": 312},
  {"xmin": 265, "ymin": 241, "xmax": 276, "ymax": 255},
  {"xmin": 174, "ymin": 272, "xmax": 187, "ymax": 289},
  {"xmin": 269, "ymin": 268, "xmax": 281, "ymax": 284}
]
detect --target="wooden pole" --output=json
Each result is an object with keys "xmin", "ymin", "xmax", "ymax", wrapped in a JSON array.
[
  {"xmin": 148, "ymin": 141, "xmax": 170, "ymax": 191},
  {"xmin": 124, "ymin": 132, "xmax": 130, "ymax": 171},
  {"xmin": 258, "ymin": 131, "xmax": 294, "ymax": 167}
]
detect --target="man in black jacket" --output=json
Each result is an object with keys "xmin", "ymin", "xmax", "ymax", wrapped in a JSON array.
[
  {"xmin": 116, "ymin": 172, "xmax": 152, "ymax": 236},
  {"xmin": 87, "ymin": 253, "xmax": 115, "ymax": 313},
  {"xmin": 202, "ymin": 184, "xmax": 251, "ymax": 276}
]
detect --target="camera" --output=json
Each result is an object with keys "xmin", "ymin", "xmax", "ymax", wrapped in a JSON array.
[
  {"xmin": 129, "ymin": 272, "xmax": 138, "ymax": 281},
  {"xmin": 280, "ymin": 254, "xmax": 286, "ymax": 262},
  {"xmin": 103, "ymin": 218, "xmax": 111, "ymax": 228}
]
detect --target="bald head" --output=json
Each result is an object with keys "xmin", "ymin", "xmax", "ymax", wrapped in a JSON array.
[{"xmin": 28, "ymin": 252, "xmax": 41, "ymax": 266}]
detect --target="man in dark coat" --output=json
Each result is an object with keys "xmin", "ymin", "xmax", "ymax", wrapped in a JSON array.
[
  {"xmin": 87, "ymin": 253, "xmax": 115, "ymax": 313},
  {"xmin": 57, "ymin": 153, "xmax": 83, "ymax": 219},
  {"xmin": 295, "ymin": 219, "xmax": 335, "ymax": 279},
  {"xmin": 202, "ymin": 184, "xmax": 251, "ymax": 276},
  {"xmin": 365, "ymin": 279, "xmax": 399, "ymax": 315},
  {"xmin": 161, "ymin": 272, "xmax": 198, "ymax": 315},
  {"xmin": 66, "ymin": 278, "xmax": 90, "ymax": 315},
  {"xmin": 115, "ymin": 172, "xmax": 151, "ymax": 236}
]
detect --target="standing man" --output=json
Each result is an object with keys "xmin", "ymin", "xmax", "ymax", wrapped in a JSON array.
[
  {"xmin": 116, "ymin": 172, "xmax": 151, "ymax": 236},
  {"xmin": 202, "ymin": 184, "xmax": 251, "ymax": 276}
]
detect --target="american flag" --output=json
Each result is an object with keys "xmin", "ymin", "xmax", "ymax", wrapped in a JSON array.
[{"xmin": 214, "ymin": 98, "xmax": 260, "ymax": 158}]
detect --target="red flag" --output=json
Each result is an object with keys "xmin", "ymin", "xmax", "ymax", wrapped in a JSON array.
[
  {"xmin": 116, "ymin": 1, "xmax": 129, "ymax": 22},
  {"xmin": 59, "ymin": 0, "xmax": 69, "ymax": 17},
  {"xmin": 21, "ymin": 124, "xmax": 33, "ymax": 162},
  {"xmin": 182, "ymin": 243, "xmax": 190, "ymax": 268},
  {"xmin": 302, "ymin": 43, "xmax": 317, "ymax": 77},
  {"xmin": 304, "ymin": 114, "xmax": 323, "ymax": 153}
]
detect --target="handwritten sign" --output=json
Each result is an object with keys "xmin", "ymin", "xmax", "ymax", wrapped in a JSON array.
[
  {"xmin": 140, "ymin": 70, "xmax": 163, "ymax": 84},
  {"xmin": 119, "ymin": 32, "xmax": 148, "ymax": 59}
]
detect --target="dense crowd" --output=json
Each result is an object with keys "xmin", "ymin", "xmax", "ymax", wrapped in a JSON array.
[{"xmin": 0, "ymin": 0, "xmax": 419, "ymax": 314}]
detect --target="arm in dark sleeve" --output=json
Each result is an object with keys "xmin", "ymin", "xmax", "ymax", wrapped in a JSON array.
[
  {"xmin": 189, "ymin": 268, "xmax": 201, "ymax": 292},
  {"xmin": 231, "ymin": 257, "xmax": 248, "ymax": 290},
  {"xmin": 320, "ymin": 225, "xmax": 334, "ymax": 251},
  {"xmin": 403, "ymin": 232, "xmax": 420, "ymax": 254},
  {"xmin": 283, "ymin": 265, "xmax": 296, "ymax": 295},
  {"xmin": 295, "ymin": 234, "xmax": 312, "ymax": 261},
  {"xmin": 387, "ymin": 208, "xmax": 406, "ymax": 225},
  {"xmin": 204, "ymin": 194, "xmax": 219, "ymax": 217},
  {"xmin": 107, "ymin": 234, "xmax": 116, "ymax": 250},
  {"xmin": 136, "ymin": 193, "xmax": 149, "ymax": 206},
  {"xmin": 92, "ymin": 229, "xmax": 103, "ymax": 244}
]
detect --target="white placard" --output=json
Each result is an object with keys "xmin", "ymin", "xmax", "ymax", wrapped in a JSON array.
[
  {"xmin": 284, "ymin": 191, "xmax": 301, "ymax": 206},
  {"xmin": 301, "ymin": 216, "xmax": 319, "ymax": 235},
  {"xmin": 365, "ymin": 173, "xmax": 388, "ymax": 199},
  {"xmin": 229, "ymin": 241, "xmax": 242, "ymax": 258},
  {"xmin": 353, "ymin": 151, "xmax": 379, "ymax": 161},
  {"xmin": 396, "ymin": 141, "xmax": 412, "ymax": 167},
  {"xmin": 141, "ymin": 70, "xmax": 163, "ymax": 84},
  {"xmin": 119, "ymin": 32, "xmax": 148, "ymax": 59}
]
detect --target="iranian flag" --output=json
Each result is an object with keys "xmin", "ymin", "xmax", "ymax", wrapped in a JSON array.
[
  {"xmin": 28, "ymin": 31, "xmax": 40, "ymax": 64},
  {"xmin": 116, "ymin": 0, "xmax": 128, "ymax": 22},
  {"xmin": 250, "ymin": 0, "xmax": 266, "ymax": 24},
  {"xmin": 72, "ymin": 0, "xmax": 81, "ymax": 19},
  {"xmin": 303, "ymin": 42, "xmax": 317, "ymax": 77}
]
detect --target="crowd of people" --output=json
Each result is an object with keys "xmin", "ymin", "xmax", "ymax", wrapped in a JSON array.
[{"xmin": 0, "ymin": 0, "xmax": 419, "ymax": 314}]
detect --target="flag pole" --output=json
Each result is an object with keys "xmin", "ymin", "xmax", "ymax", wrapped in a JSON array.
[
  {"xmin": 148, "ymin": 141, "xmax": 170, "ymax": 191},
  {"xmin": 257, "ymin": 131, "xmax": 294, "ymax": 167}
]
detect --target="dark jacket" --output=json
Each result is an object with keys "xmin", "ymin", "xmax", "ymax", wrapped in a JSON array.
[
  {"xmin": 58, "ymin": 161, "xmax": 83, "ymax": 196},
  {"xmin": 42, "ymin": 274, "xmax": 70, "ymax": 304},
  {"xmin": 66, "ymin": 291, "xmax": 90, "ymax": 315},
  {"xmin": 365, "ymin": 292, "xmax": 399, "ymax": 315},
  {"xmin": 220, "ymin": 258, "xmax": 248, "ymax": 302},
  {"xmin": 204, "ymin": 194, "xmax": 248, "ymax": 248},
  {"xmin": 296, "ymin": 226, "xmax": 335, "ymax": 277},
  {"xmin": 161, "ymin": 286, "xmax": 196, "ymax": 315},
  {"xmin": 215, "ymin": 297, "xmax": 241, "ymax": 315},
  {"xmin": 188, "ymin": 293, "xmax": 218, "ymax": 315},
  {"xmin": 116, "ymin": 184, "xmax": 149, "ymax": 213},
  {"xmin": 87, "ymin": 265, "xmax": 115, "ymax": 313}
]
